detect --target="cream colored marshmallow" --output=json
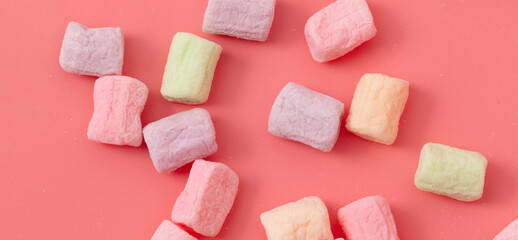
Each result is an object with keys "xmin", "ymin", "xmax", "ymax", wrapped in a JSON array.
[{"xmin": 260, "ymin": 196, "xmax": 334, "ymax": 240}]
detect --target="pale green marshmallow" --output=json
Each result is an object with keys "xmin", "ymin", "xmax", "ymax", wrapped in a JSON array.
[
  {"xmin": 161, "ymin": 32, "xmax": 222, "ymax": 104},
  {"xmin": 414, "ymin": 143, "xmax": 487, "ymax": 202}
]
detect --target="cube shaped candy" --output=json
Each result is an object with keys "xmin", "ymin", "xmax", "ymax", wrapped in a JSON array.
[
  {"xmin": 59, "ymin": 21, "xmax": 124, "ymax": 76},
  {"xmin": 161, "ymin": 32, "xmax": 222, "ymax": 105},
  {"xmin": 87, "ymin": 76, "xmax": 148, "ymax": 147},
  {"xmin": 260, "ymin": 196, "xmax": 334, "ymax": 240},
  {"xmin": 268, "ymin": 82, "xmax": 344, "ymax": 152},
  {"xmin": 151, "ymin": 220, "xmax": 197, "ymax": 240},
  {"xmin": 304, "ymin": 0, "xmax": 376, "ymax": 62},
  {"xmin": 494, "ymin": 219, "xmax": 518, "ymax": 240},
  {"xmin": 414, "ymin": 143, "xmax": 488, "ymax": 202},
  {"xmin": 345, "ymin": 73, "xmax": 409, "ymax": 145},
  {"xmin": 171, "ymin": 160, "xmax": 239, "ymax": 237},
  {"xmin": 203, "ymin": 0, "xmax": 275, "ymax": 41},
  {"xmin": 143, "ymin": 108, "xmax": 218, "ymax": 173},
  {"xmin": 337, "ymin": 196, "xmax": 399, "ymax": 240}
]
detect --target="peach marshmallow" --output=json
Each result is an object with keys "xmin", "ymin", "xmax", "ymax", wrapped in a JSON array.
[
  {"xmin": 260, "ymin": 196, "xmax": 334, "ymax": 240},
  {"xmin": 345, "ymin": 73, "xmax": 409, "ymax": 145}
]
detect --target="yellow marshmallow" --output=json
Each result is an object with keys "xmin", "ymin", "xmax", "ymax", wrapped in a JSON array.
[
  {"xmin": 415, "ymin": 143, "xmax": 488, "ymax": 202},
  {"xmin": 161, "ymin": 32, "xmax": 222, "ymax": 104}
]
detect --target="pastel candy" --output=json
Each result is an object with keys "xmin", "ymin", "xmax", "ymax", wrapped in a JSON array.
[
  {"xmin": 142, "ymin": 108, "xmax": 218, "ymax": 173},
  {"xmin": 161, "ymin": 32, "xmax": 222, "ymax": 105},
  {"xmin": 260, "ymin": 196, "xmax": 334, "ymax": 240},
  {"xmin": 494, "ymin": 219, "xmax": 518, "ymax": 240},
  {"xmin": 59, "ymin": 21, "xmax": 124, "ymax": 76},
  {"xmin": 345, "ymin": 73, "xmax": 409, "ymax": 145},
  {"xmin": 414, "ymin": 143, "xmax": 488, "ymax": 202},
  {"xmin": 268, "ymin": 82, "xmax": 344, "ymax": 152},
  {"xmin": 304, "ymin": 0, "xmax": 376, "ymax": 62},
  {"xmin": 337, "ymin": 196, "xmax": 399, "ymax": 240},
  {"xmin": 203, "ymin": 0, "xmax": 275, "ymax": 41},
  {"xmin": 87, "ymin": 76, "xmax": 148, "ymax": 147},
  {"xmin": 151, "ymin": 220, "xmax": 197, "ymax": 240},
  {"xmin": 171, "ymin": 159, "xmax": 239, "ymax": 237}
]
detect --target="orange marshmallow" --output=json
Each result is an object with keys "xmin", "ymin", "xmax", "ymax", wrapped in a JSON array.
[{"xmin": 345, "ymin": 73, "xmax": 409, "ymax": 145}]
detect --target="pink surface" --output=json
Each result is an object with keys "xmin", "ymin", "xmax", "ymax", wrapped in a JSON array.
[
  {"xmin": 1, "ymin": 0, "xmax": 518, "ymax": 240},
  {"xmin": 172, "ymin": 159, "xmax": 239, "ymax": 237},
  {"xmin": 87, "ymin": 76, "xmax": 148, "ymax": 147}
]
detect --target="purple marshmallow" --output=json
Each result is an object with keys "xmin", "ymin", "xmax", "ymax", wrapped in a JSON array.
[
  {"xmin": 268, "ymin": 82, "xmax": 344, "ymax": 152},
  {"xmin": 143, "ymin": 108, "xmax": 218, "ymax": 173},
  {"xmin": 202, "ymin": 0, "xmax": 276, "ymax": 41},
  {"xmin": 59, "ymin": 21, "xmax": 124, "ymax": 77}
]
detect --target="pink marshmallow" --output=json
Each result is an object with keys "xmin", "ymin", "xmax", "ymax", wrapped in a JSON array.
[
  {"xmin": 87, "ymin": 76, "xmax": 148, "ymax": 147},
  {"xmin": 338, "ymin": 196, "xmax": 399, "ymax": 240},
  {"xmin": 151, "ymin": 220, "xmax": 197, "ymax": 240},
  {"xmin": 494, "ymin": 219, "xmax": 518, "ymax": 240},
  {"xmin": 202, "ymin": 0, "xmax": 276, "ymax": 41},
  {"xmin": 59, "ymin": 21, "xmax": 124, "ymax": 76},
  {"xmin": 142, "ymin": 108, "xmax": 218, "ymax": 173},
  {"xmin": 304, "ymin": 0, "xmax": 376, "ymax": 62},
  {"xmin": 171, "ymin": 159, "xmax": 239, "ymax": 237},
  {"xmin": 268, "ymin": 82, "xmax": 344, "ymax": 152}
]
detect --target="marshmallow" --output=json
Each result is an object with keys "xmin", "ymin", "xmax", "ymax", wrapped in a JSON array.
[
  {"xmin": 494, "ymin": 219, "xmax": 518, "ymax": 240},
  {"xmin": 203, "ymin": 0, "xmax": 276, "ymax": 41},
  {"xmin": 345, "ymin": 73, "xmax": 409, "ymax": 145},
  {"xmin": 171, "ymin": 160, "xmax": 239, "ymax": 237},
  {"xmin": 304, "ymin": 0, "xmax": 376, "ymax": 62},
  {"xmin": 161, "ymin": 32, "xmax": 222, "ymax": 105},
  {"xmin": 59, "ymin": 21, "xmax": 124, "ymax": 76},
  {"xmin": 142, "ymin": 108, "xmax": 217, "ymax": 173},
  {"xmin": 338, "ymin": 196, "xmax": 399, "ymax": 240},
  {"xmin": 268, "ymin": 82, "xmax": 344, "ymax": 152},
  {"xmin": 151, "ymin": 220, "xmax": 197, "ymax": 240},
  {"xmin": 414, "ymin": 143, "xmax": 488, "ymax": 202},
  {"xmin": 87, "ymin": 76, "xmax": 148, "ymax": 147},
  {"xmin": 260, "ymin": 196, "xmax": 334, "ymax": 240}
]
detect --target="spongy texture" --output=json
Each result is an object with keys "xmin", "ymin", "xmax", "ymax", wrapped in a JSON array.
[
  {"xmin": 345, "ymin": 73, "xmax": 409, "ymax": 145},
  {"xmin": 59, "ymin": 21, "xmax": 124, "ymax": 76},
  {"xmin": 151, "ymin": 220, "xmax": 198, "ymax": 240},
  {"xmin": 268, "ymin": 82, "xmax": 344, "ymax": 152},
  {"xmin": 142, "ymin": 108, "xmax": 218, "ymax": 173},
  {"xmin": 171, "ymin": 160, "xmax": 239, "ymax": 237},
  {"xmin": 414, "ymin": 143, "xmax": 488, "ymax": 202},
  {"xmin": 203, "ymin": 0, "xmax": 276, "ymax": 41},
  {"xmin": 304, "ymin": 0, "xmax": 376, "ymax": 62},
  {"xmin": 260, "ymin": 196, "xmax": 334, "ymax": 240},
  {"xmin": 161, "ymin": 32, "xmax": 222, "ymax": 105},
  {"xmin": 87, "ymin": 76, "xmax": 148, "ymax": 147},
  {"xmin": 337, "ymin": 196, "xmax": 399, "ymax": 240},
  {"xmin": 494, "ymin": 219, "xmax": 518, "ymax": 240}
]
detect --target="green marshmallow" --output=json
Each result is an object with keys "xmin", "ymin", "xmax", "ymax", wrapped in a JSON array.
[
  {"xmin": 161, "ymin": 32, "xmax": 222, "ymax": 104},
  {"xmin": 414, "ymin": 143, "xmax": 488, "ymax": 202}
]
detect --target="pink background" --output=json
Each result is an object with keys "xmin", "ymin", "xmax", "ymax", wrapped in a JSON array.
[{"xmin": 1, "ymin": 0, "xmax": 518, "ymax": 239}]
